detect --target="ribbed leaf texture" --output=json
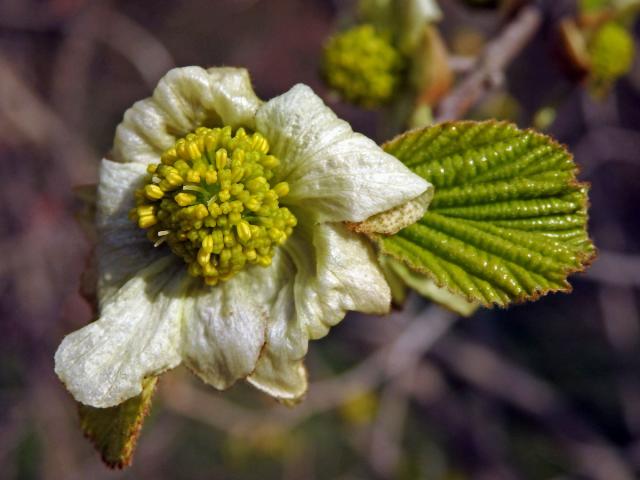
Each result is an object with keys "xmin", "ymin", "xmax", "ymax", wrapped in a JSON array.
[
  {"xmin": 79, "ymin": 377, "xmax": 157, "ymax": 468},
  {"xmin": 378, "ymin": 121, "xmax": 595, "ymax": 307}
]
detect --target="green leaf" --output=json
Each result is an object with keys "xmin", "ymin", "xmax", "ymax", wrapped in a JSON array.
[
  {"xmin": 78, "ymin": 377, "xmax": 157, "ymax": 468},
  {"xmin": 379, "ymin": 255, "xmax": 479, "ymax": 316},
  {"xmin": 377, "ymin": 121, "xmax": 595, "ymax": 307}
]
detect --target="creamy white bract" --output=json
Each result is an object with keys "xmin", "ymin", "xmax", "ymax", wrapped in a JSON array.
[{"xmin": 54, "ymin": 67, "xmax": 432, "ymax": 408}]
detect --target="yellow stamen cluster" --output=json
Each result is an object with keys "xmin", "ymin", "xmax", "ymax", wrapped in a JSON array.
[
  {"xmin": 130, "ymin": 126, "xmax": 297, "ymax": 286},
  {"xmin": 322, "ymin": 24, "xmax": 405, "ymax": 108}
]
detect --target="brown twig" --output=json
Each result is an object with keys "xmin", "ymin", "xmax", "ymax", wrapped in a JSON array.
[{"xmin": 435, "ymin": 5, "xmax": 543, "ymax": 122}]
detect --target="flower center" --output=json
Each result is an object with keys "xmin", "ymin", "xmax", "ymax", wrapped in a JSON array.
[{"xmin": 130, "ymin": 126, "xmax": 297, "ymax": 286}]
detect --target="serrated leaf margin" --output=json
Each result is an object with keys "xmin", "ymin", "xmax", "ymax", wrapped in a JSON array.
[{"xmin": 375, "ymin": 120, "xmax": 597, "ymax": 307}]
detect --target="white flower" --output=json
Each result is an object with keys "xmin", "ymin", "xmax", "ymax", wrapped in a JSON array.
[{"xmin": 54, "ymin": 66, "xmax": 432, "ymax": 408}]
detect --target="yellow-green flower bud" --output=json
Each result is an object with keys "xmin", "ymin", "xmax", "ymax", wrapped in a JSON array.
[
  {"xmin": 589, "ymin": 21, "xmax": 635, "ymax": 83},
  {"xmin": 131, "ymin": 126, "xmax": 297, "ymax": 285},
  {"xmin": 322, "ymin": 24, "xmax": 405, "ymax": 108}
]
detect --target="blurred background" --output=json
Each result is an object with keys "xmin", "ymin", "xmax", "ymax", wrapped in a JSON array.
[{"xmin": 1, "ymin": 0, "xmax": 640, "ymax": 478}]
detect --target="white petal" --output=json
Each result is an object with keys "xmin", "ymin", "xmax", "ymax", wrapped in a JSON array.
[
  {"xmin": 54, "ymin": 258, "xmax": 186, "ymax": 408},
  {"xmin": 255, "ymin": 84, "xmax": 430, "ymax": 223},
  {"xmin": 293, "ymin": 222, "xmax": 391, "ymax": 339},
  {"xmin": 180, "ymin": 260, "xmax": 284, "ymax": 390},
  {"xmin": 248, "ymin": 222, "xmax": 390, "ymax": 400},
  {"xmin": 113, "ymin": 66, "xmax": 262, "ymax": 165},
  {"xmin": 96, "ymin": 159, "xmax": 167, "ymax": 304},
  {"xmin": 96, "ymin": 158, "xmax": 146, "ymax": 227},
  {"xmin": 247, "ymin": 252, "xmax": 308, "ymax": 401}
]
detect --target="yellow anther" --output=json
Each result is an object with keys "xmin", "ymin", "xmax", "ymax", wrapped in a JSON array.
[
  {"xmin": 219, "ymin": 189, "xmax": 231, "ymax": 202},
  {"xmin": 138, "ymin": 215, "xmax": 157, "ymax": 228},
  {"xmin": 257, "ymin": 255, "xmax": 272, "ymax": 267},
  {"xmin": 144, "ymin": 184, "xmax": 164, "ymax": 201},
  {"xmin": 261, "ymin": 155, "xmax": 279, "ymax": 169},
  {"xmin": 197, "ymin": 247, "xmax": 211, "ymax": 266},
  {"xmin": 216, "ymin": 149, "xmax": 228, "ymax": 170},
  {"xmin": 269, "ymin": 228, "xmax": 284, "ymax": 242},
  {"xmin": 187, "ymin": 142, "xmax": 201, "ymax": 161},
  {"xmin": 205, "ymin": 169, "xmax": 218, "ymax": 185},
  {"xmin": 211, "ymin": 230, "xmax": 224, "ymax": 253},
  {"xmin": 175, "ymin": 140, "xmax": 189, "ymax": 160},
  {"xmin": 232, "ymin": 148, "xmax": 245, "ymax": 165},
  {"xmin": 161, "ymin": 148, "xmax": 177, "ymax": 165},
  {"xmin": 205, "ymin": 134, "xmax": 219, "ymax": 153},
  {"xmin": 203, "ymin": 263, "xmax": 218, "ymax": 277},
  {"xmin": 220, "ymin": 249, "xmax": 232, "ymax": 264},
  {"xmin": 132, "ymin": 126, "xmax": 297, "ymax": 285},
  {"xmin": 252, "ymin": 134, "xmax": 270, "ymax": 154},
  {"xmin": 230, "ymin": 184, "xmax": 244, "ymax": 196},
  {"xmin": 231, "ymin": 167, "xmax": 245, "ymax": 183},
  {"xmin": 229, "ymin": 211, "xmax": 241, "ymax": 225},
  {"xmin": 202, "ymin": 234, "xmax": 214, "ymax": 252},
  {"xmin": 194, "ymin": 204, "xmax": 208, "ymax": 220},
  {"xmin": 208, "ymin": 201, "xmax": 221, "ymax": 217},
  {"xmin": 173, "ymin": 160, "xmax": 189, "ymax": 173},
  {"xmin": 164, "ymin": 171, "xmax": 184, "ymax": 188},
  {"xmin": 223, "ymin": 232, "xmax": 235, "ymax": 247},
  {"xmin": 237, "ymin": 221, "xmax": 252, "ymax": 243},
  {"xmin": 246, "ymin": 177, "xmax": 266, "ymax": 192},
  {"xmin": 245, "ymin": 197, "xmax": 261, "ymax": 211},
  {"xmin": 273, "ymin": 182, "xmax": 290, "ymax": 198},
  {"xmin": 174, "ymin": 192, "xmax": 197, "ymax": 207},
  {"xmin": 186, "ymin": 169, "xmax": 201, "ymax": 184},
  {"xmin": 137, "ymin": 205, "xmax": 156, "ymax": 217}
]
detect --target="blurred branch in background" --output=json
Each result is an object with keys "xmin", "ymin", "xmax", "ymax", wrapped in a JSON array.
[
  {"xmin": 0, "ymin": 53, "xmax": 96, "ymax": 184},
  {"xmin": 52, "ymin": 1, "xmax": 174, "ymax": 132},
  {"xmin": 436, "ymin": 4, "xmax": 543, "ymax": 121},
  {"xmin": 587, "ymin": 250, "xmax": 640, "ymax": 287},
  {"xmin": 432, "ymin": 335, "xmax": 635, "ymax": 480},
  {"xmin": 163, "ymin": 304, "xmax": 457, "ymax": 435}
]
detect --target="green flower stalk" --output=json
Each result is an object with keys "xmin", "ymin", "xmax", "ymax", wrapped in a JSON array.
[{"xmin": 54, "ymin": 66, "xmax": 432, "ymax": 408}]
